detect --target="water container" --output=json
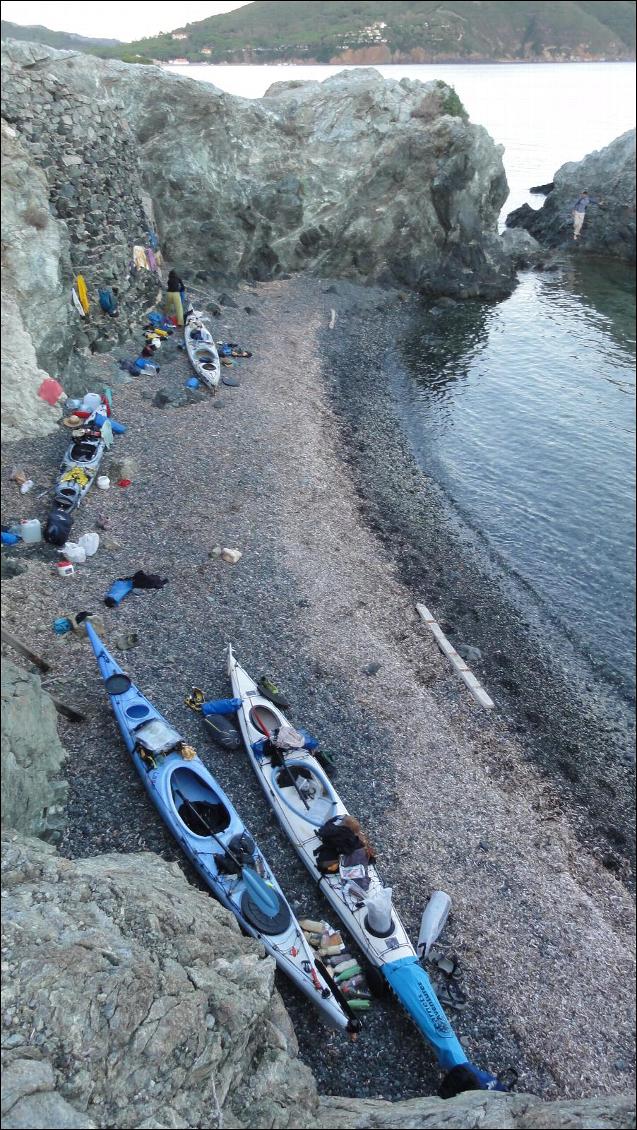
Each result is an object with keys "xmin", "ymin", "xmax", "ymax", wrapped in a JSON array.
[
  {"xmin": 78, "ymin": 532, "xmax": 100, "ymax": 557},
  {"xmin": 416, "ymin": 891, "xmax": 452, "ymax": 959},
  {"xmin": 20, "ymin": 518, "xmax": 42, "ymax": 544},
  {"xmin": 81, "ymin": 393, "xmax": 102, "ymax": 413}
]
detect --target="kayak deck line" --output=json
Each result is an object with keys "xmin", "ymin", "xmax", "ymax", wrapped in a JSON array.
[{"xmin": 416, "ymin": 602, "xmax": 495, "ymax": 711}]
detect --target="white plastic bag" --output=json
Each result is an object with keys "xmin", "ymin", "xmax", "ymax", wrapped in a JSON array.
[
  {"xmin": 78, "ymin": 532, "xmax": 100, "ymax": 557},
  {"xmin": 61, "ymin": 541, "xmax": 87, "ymax": 564},
  {"xmin": 365, "ymin": 886, "xmax": 393, "ymax": 935}
]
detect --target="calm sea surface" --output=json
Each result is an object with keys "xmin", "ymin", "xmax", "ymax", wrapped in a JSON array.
[{"xmin": 170, "ymin": 62, "xmax": 636, "ymax": 691}]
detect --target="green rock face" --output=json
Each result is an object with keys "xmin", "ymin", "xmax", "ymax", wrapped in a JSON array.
[{"xmin": 1, "ymin": 660, "xmax": 68, "ymax": 842}]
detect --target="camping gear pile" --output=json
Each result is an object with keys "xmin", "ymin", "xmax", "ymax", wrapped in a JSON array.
[{"xmin": 299, "ymin": 918, "xmax": 372, "ymax": 1012}]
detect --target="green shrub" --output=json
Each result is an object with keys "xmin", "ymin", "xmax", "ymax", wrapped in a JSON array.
[{"xmin": 435, "ymin": 81, "xmax": 468, "ymax": 121}]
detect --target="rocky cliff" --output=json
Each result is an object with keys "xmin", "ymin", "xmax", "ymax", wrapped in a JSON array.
[
  {"xmin": 2, "ymin": 832, "xmax": 634, "ymax": 1130},
  {"xmin": 1, "ymin": 41, "xmax": 516, "ymax": 440},
  {"xmin": 1, "ymin": 660, "xmax": 67, "ymax": 843},
  {"xmin": 505, "ymin": 129, "xmax": 636, "ymax": 260}
]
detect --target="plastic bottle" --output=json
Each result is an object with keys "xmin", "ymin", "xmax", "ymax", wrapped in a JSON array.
[
  {"xmin": 81, "ymin": 392, "xmax": 102, "ymax": 413},
  {"xmin": 416, "ymin": 891, "xmax": 452, "ymax": 959},
  {"xmin": 20, "ymin": 518, "xmax": 42, "ymax": 544},
  {"xmin": 78, "ymin": 532, "xmax": 100, "ymax": 557}
]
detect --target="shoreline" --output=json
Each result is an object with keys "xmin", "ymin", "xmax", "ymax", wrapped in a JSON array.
[
  {"xmin": 1, "ymin": 275, "xmax": 634, "ymax": 1101},
  {"xmin": 319, "ymin": 279, "xmax": 635, "ymax": 879}
]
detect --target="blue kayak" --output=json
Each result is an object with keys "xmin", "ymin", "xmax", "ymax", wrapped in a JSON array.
[{"xmin": 85, "ymin": 623, "xmax": 358, "ymax": 1034}]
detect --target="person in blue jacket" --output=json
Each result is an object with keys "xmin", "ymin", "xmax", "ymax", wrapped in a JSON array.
[{"xmin": 571, "ymin": 190, "xmax": 604, "ymax": 241}]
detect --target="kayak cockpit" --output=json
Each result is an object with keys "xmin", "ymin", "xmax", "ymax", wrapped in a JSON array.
[
  {"xmin": 250, "ymin": 704, "xmax": 280, "ymax": 735},
  {"xmin": 271, "ymin": 760, "xmax": 337, "ymax": 826},
  {"xmin": 170, "ymin": 766, "xmax": 231, "ymax": 837}
]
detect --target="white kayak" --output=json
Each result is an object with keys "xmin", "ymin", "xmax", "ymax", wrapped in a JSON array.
[
  {"xmin": 184, "ymin": 311, "xmax": 221, "ymax": 392},
  {"xmin": 225, "ymin": 646, "xmax": 505, "ymax": 1091}
]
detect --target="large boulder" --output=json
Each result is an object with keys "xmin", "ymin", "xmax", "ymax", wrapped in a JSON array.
[
  {"xmin": 124, "ymin": 66, "xmax": 514, "ymax": 298},
  {"xmin": 1, "ymin": 45, "xmax": 514, "ymax": 301},
  {"xmin": 1, "ymin": 660, "xmax": 68, "ymax": 842},
  {"xmin": 2, "ymin": 834, "xmax": 634, "ymax": 1130},
  {"xmin": 505, "ymin": 130, "xmax": 636, "ymax": 260},
  {"xmin": 1, "ymin": 120, "xmax": 70, "ymax": 440},
  {"xmin": 0, "ymin": 834, "xmax": 319, "ymax": 1130}
]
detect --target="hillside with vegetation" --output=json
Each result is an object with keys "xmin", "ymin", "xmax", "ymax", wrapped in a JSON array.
[
  {"xmin": 90, "ymin": 0, "xmax": 636, "ymax": 65},
  {"xmin": 0, "ymin": 20, "xmax": 119, "ymax": 50}
]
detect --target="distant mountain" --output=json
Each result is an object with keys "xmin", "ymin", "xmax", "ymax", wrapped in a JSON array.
[
  {"xmin": 91, "ymin": 0, "xmax": 636, "ymax": 65},
  {"xmin": 1, "ymin": 20, "xmax": 120, "ymax": 50}
]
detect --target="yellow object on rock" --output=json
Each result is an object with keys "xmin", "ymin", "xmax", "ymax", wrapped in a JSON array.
[
  {"xmin": 164, "ymin": 290, "xmax": 184, "ymax": 326},
  {"xmin": 133, "ymin": 245, "xmax": 149, "ymax": 270},
  {"xmin": 76, "ymin": 275, "xmax": 90, "ymax": 315}
]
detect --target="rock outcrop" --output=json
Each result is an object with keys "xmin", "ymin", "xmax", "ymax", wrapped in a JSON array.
[
  {"xmin": 505, "ymin": 130, "xmax": 636, "ymax": 260},
  {"xmin": 2, "ymin": 833, "xmax": 634, "ymax": 1130},
  {"xmin": 1, "ymin": 661, "xmax": 67, "ymax": 843},
  {"xmin": 0, "ymin": 834, "xmax": 317, "ymax": 1130},
  {"xmin": 2, "ymin": 43, "xmax": 514, "ymax": 301},
  {"xmin": 1, "ymin": 120, "xmax": 69, "ymax": 440},
  {"xmin": 119, "ymin": 66, "xmax": 514, "ymax": 299}
]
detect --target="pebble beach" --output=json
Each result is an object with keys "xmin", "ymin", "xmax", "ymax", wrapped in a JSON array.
[{"xmin": 1, "ymin": 276, "xmax": 635, "ymax": 1102}]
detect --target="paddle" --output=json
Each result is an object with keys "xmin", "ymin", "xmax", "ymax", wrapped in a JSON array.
[{"xmin": 171, "ymin": 786, "xmax": 279, "ymax": 919}]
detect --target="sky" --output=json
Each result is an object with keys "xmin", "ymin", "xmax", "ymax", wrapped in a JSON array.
[{"xmin": 1, "ymin": 1, "xmax": 253, "ymax": 42}]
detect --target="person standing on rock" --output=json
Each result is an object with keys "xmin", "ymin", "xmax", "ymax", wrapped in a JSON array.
[
  {"xmin": 571, "ymin": 190, "xmax": 604, "ymax": 241},
  {"xmin": 165, "ymin": 269, "xmax": 187, "ymax": 326}
]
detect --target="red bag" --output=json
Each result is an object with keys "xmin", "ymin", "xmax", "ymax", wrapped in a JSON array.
[{"xmin": 38, "ymin": 378, "xmax": 64, "ymax": 406}]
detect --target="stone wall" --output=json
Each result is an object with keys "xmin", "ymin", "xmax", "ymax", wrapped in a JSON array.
[{"xmin": 1, "ymin": 39, "xmax": 161, "ymax": 388}]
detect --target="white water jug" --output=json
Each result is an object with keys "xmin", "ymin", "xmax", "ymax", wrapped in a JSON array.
[
  {"xmin": 417, "ymin": 891, "xmax": 452, "ymax": 959},
  {"xmin": 81, "ymin": 392, "xmax": 102, "ymax": 413},
  {"xmin": 78, "ymin": 532, "xmax": 99, "ymax": 557},
  {"xmin": 20, "ymin": 518, "xmax": 42, "ymax": 544}
]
